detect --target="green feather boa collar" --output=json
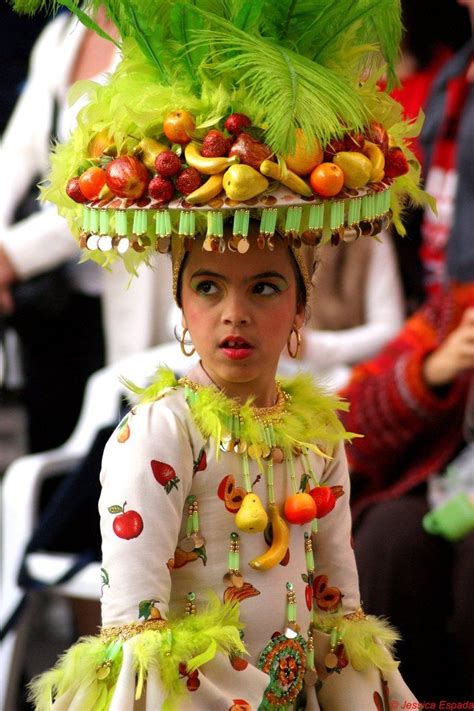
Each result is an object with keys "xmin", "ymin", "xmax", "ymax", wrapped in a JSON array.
[{"xmin": 123, "ymin": 367, "xmax": 357, "ymax": 464}]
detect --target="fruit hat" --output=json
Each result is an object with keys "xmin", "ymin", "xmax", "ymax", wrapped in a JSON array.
[{"xmin": 12, "ymin": 0, "xmax": 432, "ymax": 287}]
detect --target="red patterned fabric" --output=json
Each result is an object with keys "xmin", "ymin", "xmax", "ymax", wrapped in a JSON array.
[{"xmin": 339, "ymin": 283, "xmax": 474, "ymax": 518}]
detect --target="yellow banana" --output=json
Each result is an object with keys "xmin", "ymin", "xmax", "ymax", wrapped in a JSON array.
[
  {"xmin": 249, "ymin": 502, "xmax": 290, "ymax": 570},
  {"xmin": 363, "ymin": 140, "xmax": 385, "ymax": 182},
  {"xmin": 185, "ymin": 143, "xmax": 239, "ymax": 175},
  {"xmin": 186, "ymin": 173, "xmax": 225, "ymax": 205},
  {"xmin": 259, "ymin": 159, "xmax": 313, "ymax": 197}
]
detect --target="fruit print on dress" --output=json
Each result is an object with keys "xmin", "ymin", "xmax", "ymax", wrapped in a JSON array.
[
  {"xmin": 138, "ymin": 599, "xmax": 162, "ymax": 621},
  {"xmin": 373, "ymin": 678, "xmax": 392, "ymax": 710},
  {"xmin": 217, "ymin": 474, "xmax": 245, "ymax": 513},
  {"xmin": 179, "ymin": 662, "xmax": 200, "ymax": 692},
  {"xmin": 313, "ymin": 574, "xmax": 343, "ymax": 612},
  {"xmin": 193, "ymin": 447, "xmax": 207, "ymax": 475},
  {"xmin": 151, "ymin": 459, "xmax": 180, "ymax": 493},
  {"xmin": 223, "ymin": 581, "xmax": 260, "ymax": 604},
  {"xmin": 108, "ymin": 502, "xmax": 144, "ymax": 539},
  {"xmin": 228, "ymin": 700, "xmax": 251, "ymax": 711},
  {"xmin": 168, "ymin": 544, "xmax": 207, "ymax": 570},
  {"xmin": 229, "ymin": 655, "xmax": 248, "ymax": 672},
  {"xmin": 100, "ymin": 567, "xmax": 110, "ymax": 596},
  {"xmin": 117, "ymin": 415, "xmax": 131, "ymax": 443}
]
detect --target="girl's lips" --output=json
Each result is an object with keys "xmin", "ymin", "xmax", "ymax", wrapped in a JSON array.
[
  {"xmin": 219, "ymin": 337, "xmax": 254, "ymax": 360},
  {"xmin": 221, "ymin": 346, "xmax": 253, "ymax": 360}
]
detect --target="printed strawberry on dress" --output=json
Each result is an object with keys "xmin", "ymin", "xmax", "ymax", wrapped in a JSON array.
[
  {"xmin": 193, "ymin": 447, "xmax": 207, "ymax": 474},
  {"xmin": 151, "ymin": 459, "xmax": 180, "ymax": 493}
]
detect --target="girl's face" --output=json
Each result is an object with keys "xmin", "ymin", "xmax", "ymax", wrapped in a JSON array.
[{"xmin": 181, "ymin": 233, "xmax": 305, "ymax": 404}]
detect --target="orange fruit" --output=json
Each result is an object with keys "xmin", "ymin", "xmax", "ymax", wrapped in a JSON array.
[
  {"xmin": 163, "ymin": 110, "xmax": 195, "ymax": 145},
  {"xmin": 78, "ymin": 166, "xmax": 107, "ymax": 200},
  {"xmin": 284, "ymin": 128, "xmax": 323, "ymax": 176},
  {"xmin": 309, "ymin": 162, "xmax": 344, "ymax": 197}
]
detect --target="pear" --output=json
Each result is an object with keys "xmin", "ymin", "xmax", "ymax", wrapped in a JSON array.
[
  {"xmin": 235, "ymin": 493, "xmax": 269, "ymax": 534},
  {"xmin": 223, "ymin": 164, "xmax": 269, "ymax": 201},
  {"xmin": 133, "ymin": 138, "xmax": 168, "ymax": 172},
  {"xmin": 88, "ymin": 130, "xmax": 114, "ymax": 158},
  {"xmin": 332, "ymin": 151, "xmax": 372, "ymax": 189}
]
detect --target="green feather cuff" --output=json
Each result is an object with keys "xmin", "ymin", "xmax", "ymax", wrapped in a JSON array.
[
  {"xmin": 313, "ymin": 611, "xmax": 400, "ymax": 674},
  {"xmin": 28, "ymin": 596, "xmax": 245, "ymax": 711}
]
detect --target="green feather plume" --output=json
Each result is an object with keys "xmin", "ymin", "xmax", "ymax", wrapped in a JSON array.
[
  {"xmin": 191, "ymin": 20, "xmax": 368, "ymax": 153},
  {"xmin": 313, "ymin": 612, "xmax": 401, "ymax": 673},
  {"xmin": 120, "ymin": 366, "xmax": 178, "ymax": 404}
]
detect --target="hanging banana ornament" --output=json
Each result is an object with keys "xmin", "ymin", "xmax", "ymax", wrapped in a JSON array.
[
  {"xmin": 249, "ymin": 453, "xmax": 290, "ymax": 570},
  {"xmin": 250, "ymin": 501, "xmax": 290, "ymax": 570}
]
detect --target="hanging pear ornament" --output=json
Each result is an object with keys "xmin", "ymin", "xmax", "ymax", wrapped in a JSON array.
[{"xmin": 235, "ymin": 493, "xmax": 268, "ymax": 533}]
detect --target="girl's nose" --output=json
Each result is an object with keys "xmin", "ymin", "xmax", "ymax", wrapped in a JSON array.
[{"xmin": 221, "ymin": 292, "xmax": 250, "ymax": 326}]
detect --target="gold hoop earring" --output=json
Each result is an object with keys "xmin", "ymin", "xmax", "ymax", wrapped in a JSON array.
[
  {"xmin": 287, "ymin": 328, "xmax": 301, "ymax": 359},
  {"xmin": 180, "ymin": 328, "xmax": 196, "ymax": 357}
]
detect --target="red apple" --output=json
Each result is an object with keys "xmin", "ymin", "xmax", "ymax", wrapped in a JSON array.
[
  {"xmin": 105, "ymin": 155, "xmax": 149, "ymax": 199},
  {"xmin": 366, "ymin": 121, "xmax": 389, "ymax": 155},
  {"xmin": 228, "ymin": 133, "xmax": 272, "ymax": 170},
  {"xmin": 66, "ymin": 177, "xmax": 88, "ymax": 203},
  {"xmin": 108, "ymin": 502, "xmax": 143, "ymax": 539}
]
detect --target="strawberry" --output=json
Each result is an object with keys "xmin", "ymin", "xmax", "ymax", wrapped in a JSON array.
[
  {"xmin": 193, "ymin": 447, "xmax": 207, "ymax": 474},
  {"xmin": 148, "ymin": 175, "xmax": 175, "ymax": 203},
  {"xmin": 384, "ymin": 147, "xmax": 409, "ymax": 178},
  {"xmin": 150, "ymin": 459, "xmax": 180, "ymax": 493},
  {"xmin": 176, "ymin": 167, "xmax": 201, "ymax": 195},
  {"xmin": 224, "ymin": 112, "xmax": 251, "ymax": 135},
  {"xmin": 66, "ymin": 177, "xmax": 88, "ymax": 203},
  {"xmin": 155, "ymin": 150, "xmax": 182, "ymax": 177},
  {"xmin": 201, "ymin": 130, "xmax": 228, "ymax": 157}
]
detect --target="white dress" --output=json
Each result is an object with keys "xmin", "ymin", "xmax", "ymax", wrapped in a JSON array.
[{"xmin": 30, "ymin": 365, "xmax": 418, "ymax": 710}]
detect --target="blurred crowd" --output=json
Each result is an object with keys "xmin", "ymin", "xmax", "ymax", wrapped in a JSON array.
[{"xmin": 1, "ymin": 0, "xmax": 473, "ymax": 706}]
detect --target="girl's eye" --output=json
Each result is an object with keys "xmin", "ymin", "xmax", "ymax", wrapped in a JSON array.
[
  {"xmin": 252, "ymin": 282, "xmax": 281, "ymax": 296},
  {"xmin": 195, "ymin": 280, "xmax": 218, "ymax": 295}
]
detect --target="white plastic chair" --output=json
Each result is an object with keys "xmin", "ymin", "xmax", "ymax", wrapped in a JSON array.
[{"xmin": 0, "ymin": 341, "xmax": 197, "ymax": 710}]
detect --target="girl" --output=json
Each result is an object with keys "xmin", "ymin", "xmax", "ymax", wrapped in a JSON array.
[
  {"xmin": 30, "ymin": 225, "xmax": 417, "ymax": 710},
  {"xmin": 14, "ymin": 2, "xmax": 429, "ymax": 708}
]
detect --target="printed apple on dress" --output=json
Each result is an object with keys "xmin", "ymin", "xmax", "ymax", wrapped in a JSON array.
[{"xmin": 108, "ymin": 502, "xmax": 144, "ymax": 539}]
